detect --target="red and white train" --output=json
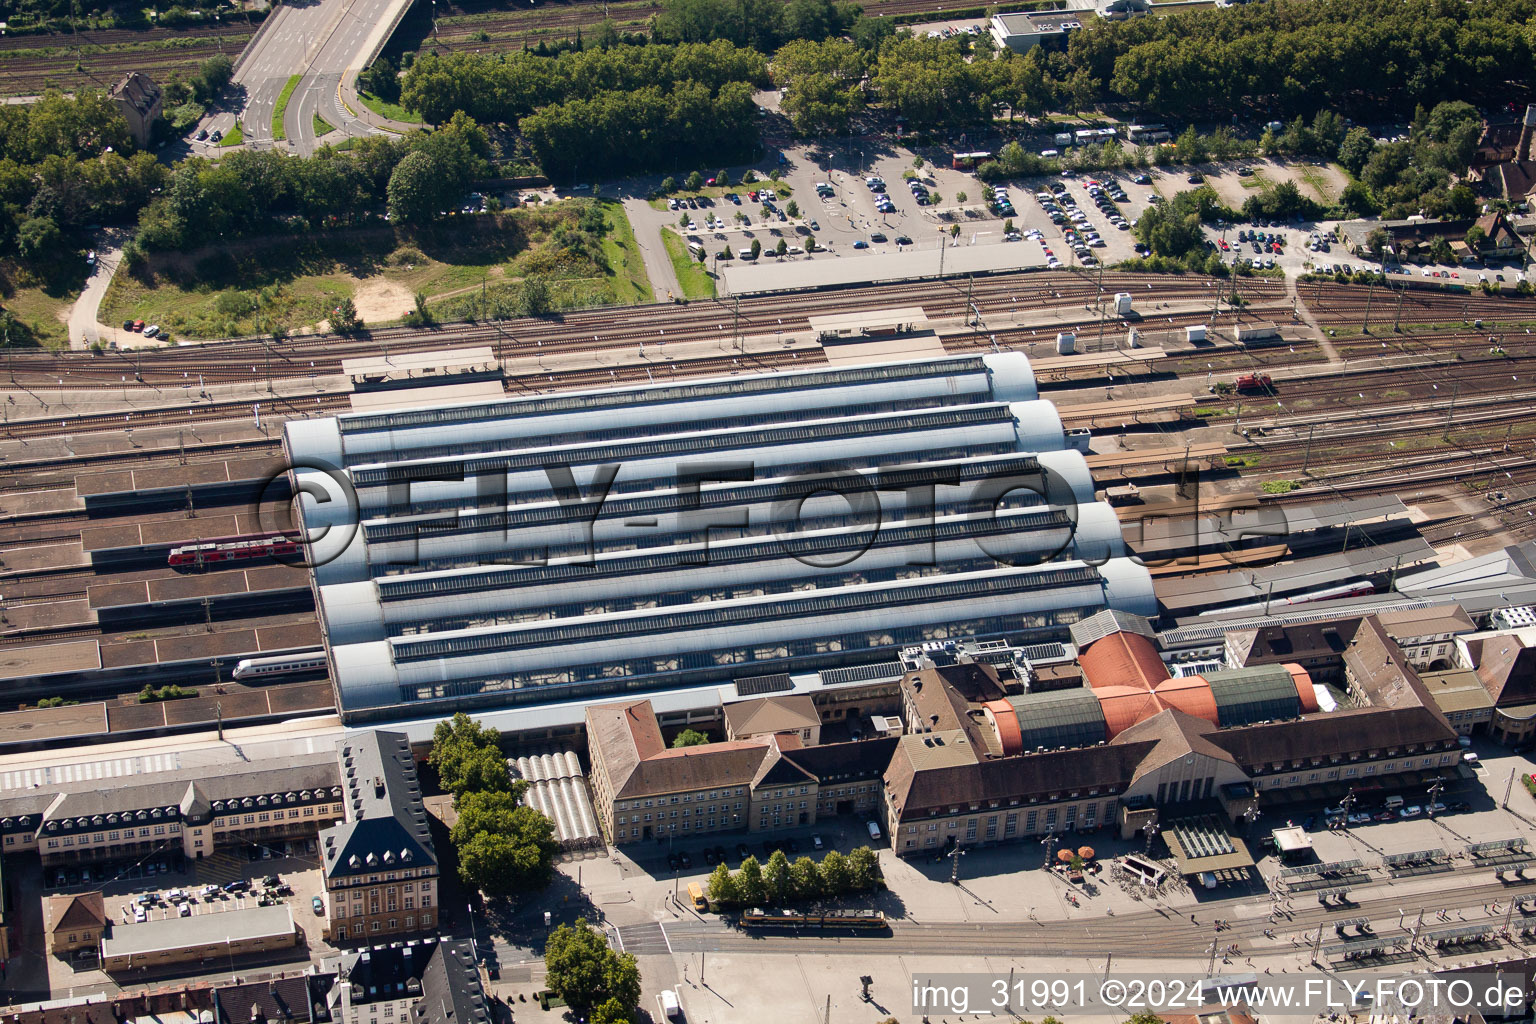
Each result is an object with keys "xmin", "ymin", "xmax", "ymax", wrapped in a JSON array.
[{"xmin": 167, "ymin": 534, "xmax": 302, "ymax": 567}]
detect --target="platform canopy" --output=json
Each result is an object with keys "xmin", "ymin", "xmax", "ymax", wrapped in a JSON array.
[{"xmin": 808, "ymin": 307, "xmax": 928, "ymax": 339}]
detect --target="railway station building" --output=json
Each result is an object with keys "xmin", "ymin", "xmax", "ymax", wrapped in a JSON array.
[
  {"xmin": 878, "ymin": 610, "xmax": 1462, "ymax": 859},
  {"xmin": 286, "ymin": 354, "xmax": 1157, "ymax": 727}
]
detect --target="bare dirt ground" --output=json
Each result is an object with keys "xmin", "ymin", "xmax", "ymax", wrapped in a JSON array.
[
  {"xmin": 1204, "ymin": 159, "xmax": 1348, "ymax": 210},
  {"xmin": 350, "ymin": 276, "xmax": 416, "ymax": 322}
]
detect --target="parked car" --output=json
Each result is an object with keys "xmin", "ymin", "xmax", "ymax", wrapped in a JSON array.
[
  {"xmin": 313, "ymin": 896, "xmax": 325, "ymax": 915},
  {"xmin": 224, "ymin": 880, "xmax": 250, "ymax": 893},
  {"xmin": 812, "ymin": 834, "xmax": 824, "ymax": 850},
  {"xmin": 736, "ymin": 842, "xmax": 751, "ymax": 861},
  {"xmin": 1399, "ymin": 805, "xmax": 1424, "ymax": 819}
]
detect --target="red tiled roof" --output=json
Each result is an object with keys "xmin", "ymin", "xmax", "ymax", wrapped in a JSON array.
[{"xmin": 1080, "ymin": 631, "xmax": 1167, "ymax": 691}]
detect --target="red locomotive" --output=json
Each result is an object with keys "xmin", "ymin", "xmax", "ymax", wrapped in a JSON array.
[
  {"xmin": 1234, "ymin": 373, "xmax": 1274, "ymax": 392},
  {"xmin": 168, "ymin": 534, "xmax": 302, "ymax": 567}
]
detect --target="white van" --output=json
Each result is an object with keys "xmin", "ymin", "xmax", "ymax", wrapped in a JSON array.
[
  {"xmin": 866, "ymin": 820, "xmax": 882, "ymax": 841},
  {"xmin": 660, "ymin": 990, "xmax": 682, "ymax": 1020},
  {"xmin": 738, "ymin": 248, "xmax": 757, "ymax": 261},
  {"xmin": 1384, "ymin": 795, "xmax": 1405, "ymax": 811},
  {"xmin": 1040, "ymin": 149, "xmax": 1060, "ymax": 158}
]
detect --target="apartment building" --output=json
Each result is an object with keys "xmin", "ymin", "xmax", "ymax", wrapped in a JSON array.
[
  {"xmin": 327, "ymin": 938, "xmax": 488, "ymax": 1024},
  {"xmin": 319, "ymin": 731, "xmax": 438, "ymax": 944}
]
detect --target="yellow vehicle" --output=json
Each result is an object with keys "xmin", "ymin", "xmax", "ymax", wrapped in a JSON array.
[{"xmin": 688, "ymin": 881, "xmax": 708, "ymax": 912}]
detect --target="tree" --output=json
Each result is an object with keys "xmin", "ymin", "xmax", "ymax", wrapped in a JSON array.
[
  {"xmin": 1465, "ymin": 225, "xmax": 1488, "ymax": 252},
  {"xmin": 764, "ymin": 849, "xmax": 792, "ymax": 904},
  {"xmin": 589, "ymin": 999, "xmax": 631, "ymax": 1024},
  {"xmin": 736, "ymin": 855, "xmax": 767, "ymax": 904},
  {"xmin": 791, "ymin": 856, "xmax": 822, "ymax": 900},
  {"xmin": 685, "ymin": 170, "xmax": 704, "ymax": 190},
  {"xmin": 750, "ymin": 238, "xmax": 762, "ymax": 259},
  {"xmin": 775, "ymin": 237, "xmax": 787, "ymax": 255},
  {"xmin": 193, "ymin": 54, "xmax": 234, "ymax": 103},
  {"xmin": 707, "ymin": 862, "xmax": 739, "ymax": 904},
  {"xmin": 451, "ymin": 791, "xmax": 558, "ymax": 894},
  {"xmin": 819, "ymin": 850, "xmax": 850, "ymax": 894},
  {"xmin": 1337, "ymin": 126, "xmax": 1376, "ymax": 176},
  {"xmin": 716, "ymin": 168, "xmax": 731, "ymax": 186},
  {"xmin": 519, "ymin": 273, "xmax": 553, "ymax": 316},
  {"xmin": 14, "ymin": 215, "xmax": 63, "ymax": 262},
  {"xmin": 429, "ymin": 712, "xmax": 514, "ymax": 797},
  {"xmin": 672, "ymin": 728, "xmax": 710, "ymax": 747},
  {"xmin": 1365, "ymin": 227, "xmax": 1389, "ymax": 258},
  {"xmin": 411, "ymin": 290, "xmax": 434, "ymax": 325},
  {"xmin": 331, "ymin": 295, "xmax": 362, "ymax": 334},
  {"xmin": 848, "ymin": 845, "xmax": 880, "ymax": 890},
  {"xmin": 387, "ymin": 150, "xmax": 446, "ymax": 223},
  {"xmin": 956, "ymin": 190, "xmax": 967, "ymax": 204},
  {"xmin": 785, "ymin": 199, "xmax": 799, "ymax": 218},
  {"xmin": 544, "ymin": 921, "xmax": 642, "ymax": 1014},
  {"xmin": 661, "ymin": 175, "xmax": 677, "ymax": 192}
]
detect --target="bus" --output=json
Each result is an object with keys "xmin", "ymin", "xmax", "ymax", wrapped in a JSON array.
[
  {"xmin": 951, "ymin": 151, "xmax": 994, "ymax": 170},
  {"xmin": 688, "ymin": 882, "xmax": 708, "ymax": 912}
]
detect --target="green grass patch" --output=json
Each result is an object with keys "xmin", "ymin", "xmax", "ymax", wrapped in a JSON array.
[
  {"xmin": 1225, "ymin": 454, "xmax": 1262, "ymax": 468},
  {"xmin": 218, "ymin": 122, "xmax": 243, "ymax": 147},
  {"xmin": 0, "ymin": 272, "xmax": 76, "ymax": 349},
  {"xmin": 649, "ymin": 180, "xmax": 793, "ymax": 210},
  {"xmin": 597, "ymin": 199, "xmax": 654, "ymax": 304},
  {"xmin": 1192, "ymin": 406, "xmax": 1224, "ymax": 418},
  {"xmin": 1261, "ymin": 479, "xmax": 1299, "ymax": 494},
  {"xmin": 1294, "ymin": 163, "xmax": 1340, "ymax": 204},
  {"xmin": 108, "ymin": 202, "xmax": 656, "ymax": 339},
  {"xmin": 313, "ymin": 112, "xmax": 337, "ymax": 137},
  {"xmin": 358, "ymin": 91, "xmax": 423, "ymax": 124},
  {"xmin": 272, "ymin": 74, "xmax": 300, "ymax": 141},
  {"xmin": 660, "ymin": 229, "xmax": 716, "ymax": 300}
]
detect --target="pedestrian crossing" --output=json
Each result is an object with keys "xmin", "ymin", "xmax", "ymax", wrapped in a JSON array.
[
  {"xmin": 615, "ymin": 922, "xmax": 671, "ymax": 956},
  {"xmin": 0, "ymin": 751, "xmax": 183, "ymax": 792}
]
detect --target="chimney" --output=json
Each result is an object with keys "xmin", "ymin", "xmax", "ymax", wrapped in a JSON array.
[{"xmin": 1519, "ymin": 104, "xmax": 1536, "ymax": 163}]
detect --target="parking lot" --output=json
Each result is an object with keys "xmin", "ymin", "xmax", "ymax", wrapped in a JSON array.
[{"xmin": 10, "ymin": 837, "xmax": 333, "ymax": 997}]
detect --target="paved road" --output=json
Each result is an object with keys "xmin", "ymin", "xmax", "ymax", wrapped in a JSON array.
[
  {"xmin": 65, "ymin": 230, "xmax": 129, "ymax": 350},
  {"xmin": 623, "ymin": 197, "xmax": 684, "ymax": 301},
  {"xmin": 643, "ymin": 868, "xmax": 1536, "ymax": 962},
  {"xmin": 202, "ymin": 0, "xmax": 408, "ymax": 154}
]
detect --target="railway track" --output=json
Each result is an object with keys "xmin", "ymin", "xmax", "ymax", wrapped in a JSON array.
[{"xmin": 1, "ymin": 271, "xmax": 1284, "ymax": 388}]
